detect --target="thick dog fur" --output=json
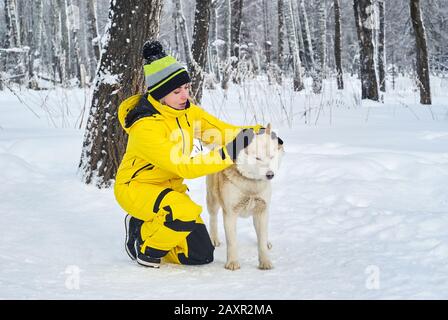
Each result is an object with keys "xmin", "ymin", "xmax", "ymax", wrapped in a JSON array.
[{"xmin": 206, "ymin": 124, "xmax": 284, "ymax": 270}]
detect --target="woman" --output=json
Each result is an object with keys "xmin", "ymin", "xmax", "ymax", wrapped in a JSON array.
[{"xmin": 114, "ymin": 41, "xmax": 260, "ymax": 268}]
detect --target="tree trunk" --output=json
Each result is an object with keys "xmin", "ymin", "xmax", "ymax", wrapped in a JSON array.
[
  {"xmin": 51, "ymin": 0, "xmax": 63, "ymax": 84},
  {"xmin": 15, "ymin": 0, "xmax": 33, "ymax": 85},
  {"xmin": 173, "ymin": 0, "xmax": 192, "ymax": 67},
  {"xmin": 354, "ymin": 0, "xmax": 379, "ymax": 101},
  {"xmin": 58, "ymin": 0, "xmax": 70, "ymax": 84},
  {"xmin": 209, "ymin": 1, "xmax": 220, "ymax": 83},
  {"xmin": 313, "ymin": 0, "xmax": 326, "ymax": 94},
  {"xmin": 298, "ymin": 0, "xmax": 314, "ymax": 71},
  {"xmin": 67, "ymin": 0, "xmax": 82, "ymax": 86},
  {"xmin": 17, "ymin": 0, "xmax": 26, "ymax": 46},
  {"xmin": 220, "ymin": 0, "xmax": 232, "ymax": 90},
  {"xmin": 3, "ymin": 0, "xmax": 22, "ymax": 79},
  {"xmin": 86, "ymin": 0, "xmax": 101, "ymax": 83},
  {"xmin": 353, "ymin": 0, "xmax": 363, "ymax": 78},
  {"xmin": 27, "ymin": 0, "xmax": 43, "ymax": 89},
  {"xmin": 17, "ymin": 0, "xmax": 28, "ymax": 50},
  {"xmin": 410, "ymin": 0, "xmax": 431, "ymax": 105},
  {"xmin": 231, "ymin": 0, "xmax": 243, "ymax": 59},
  {"xmin": 318, "ymin": 0, "xmax": 326, "ymax": 80},
  {"xmin": 277, "ymin": 0, "xmax": 285, "ymax": 74},
  {"xmin": 291, "ymin": 0, "xmax": 306, "ymax": 71},
  {"xmin": 378, "ymin": 0, "xmax": 385, "ymax": 92},
  {"xmin": 230, "ymin": 0, "xmax": 243, "ymax": 83},
  {"xmin": 79, "ymin": 0, "xmax": 163, "ymax": 188},
  {"xmin": 284, "ymin": 0, "xmax": 303, "ymax": 91},
  {"xmin": 189, "ymin": 0, "xmax": 212, "ymax": 103},
  {"xmin": 173, "ymin": 2, "xmax": 180, "ymax": 54},
  {"xmin": 262, "ymin": 0, "xmax": 272, "ymax": 65},
  {"xmin": 334, "ymin": 0, "xmax": 343, "ymax": 89},
  {"xmin": 4, "ymin": 0, "xmax": 21, "ymax": 48}
]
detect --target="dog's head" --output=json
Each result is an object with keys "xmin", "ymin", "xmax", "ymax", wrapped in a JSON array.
[{"xmin": 235, "ymin": 123, "xmax": 284, "ymax": 181}]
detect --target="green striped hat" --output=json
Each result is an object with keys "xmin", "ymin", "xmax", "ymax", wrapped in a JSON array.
[{"xmin": 142, "ymin": 40, "xmax": 191, "ymax": 100}]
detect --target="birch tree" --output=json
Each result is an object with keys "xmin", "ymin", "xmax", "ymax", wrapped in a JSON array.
[
  {"xmin": 410, "ymin": 0, "xmax": 431, "ymax": 104},
  {"xmin": 230, "ymin": 0, "xmax": 243, "ymax": 83},
  {"xmin": 313, "ymin": 0, "xmax": 326, "ymax": 94},
  {"xmin": 209, "ymin": 0, "xmax": 220, "ymax": 83},
  {"xmin": 377, "ymin": 0, "xmax": 385, "ymax": 92},
  {"xmin": 277, "ymin": 0, "xmax": 285, "ymax": 74},
  {"xmin": 354, "ymin": 0, "xmax": 379, "ymax": 101},
  {"xmin": 58, "ymin": 0, "xmax": 70, "ymax": 83},
  {"xmin": 334, "ymin": 0, "xmax": 344, "ymax": 89},
  {"xmin": 291, "ymin": 0, "xmax": 305, "ymax": 70},
  {"xmin": 2, "ymin": 0, "xmax": 21, "ymax": 77},
  {"xmin": 79, "ymin": 0, "xmax": 164, "ymax": 187},
  {"xmin": 318, "ymin": 0, "xmax": 326, "ymax": 80},
  {"xmin": 67, "ymin": 0, "xmax": 83, "ymax": 86},
  {"xmin": 220, "ymin": 0, "xmax": 232, "ymax": 90},
  {"xmin": 4, "ymin": 0, "xmax": 21, "ymax": 48},
  {"xmin": 284, "ymin": 0, "xmax": 303, "ymax": 91},
  {"xmin": 86, "ymin": 0, "xmax": 101, "ymax": 82},
  {"xmin": 173, "ymin": 0, "xmax": 192, "ymax": 67},
  {"xmin": 262, "ymin": 0, "xmax": 272, "ymax": 66},
  {"xmin": 50, "ymin": 0, "xmax": 63, "ymax": 83},
  {"xmin": 27, "ymin": 0, "xmax": 43, "ymax": 89},
  {"xmin": 298, "ymin": 0, "xmax": 314, "ymax": 71}
]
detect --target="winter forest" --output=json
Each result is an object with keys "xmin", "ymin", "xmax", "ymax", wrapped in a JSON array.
[
  {"xmin": 1, "ymin": 0, "xmax": 447, "ymax": 186},
  {"xmin": 1, "ymin": 0, "xmax": 448, "ymax": 299}
]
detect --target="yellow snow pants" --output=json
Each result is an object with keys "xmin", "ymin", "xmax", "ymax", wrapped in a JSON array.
[{"xmin": 114, "ymin": 180, "xmax": 214, "ymax": 265}]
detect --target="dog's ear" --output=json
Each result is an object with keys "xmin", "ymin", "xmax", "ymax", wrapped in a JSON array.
[
  {"xmin": 276, "ymin": 135, "xmax": 284, "ymax": 151},
  {"xmin": 266, "ymin": 123, "xmax": 272, "ymax": 135}
]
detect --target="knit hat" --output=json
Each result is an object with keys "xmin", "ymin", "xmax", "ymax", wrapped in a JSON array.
[{"xmin": 142, "ymin": 40, "xmax": 191, "ymax": 100}]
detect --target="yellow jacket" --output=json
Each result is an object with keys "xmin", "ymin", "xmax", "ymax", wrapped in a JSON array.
[{"xmin": 115, "ymin": 93, "xmax": 257, "ymax": 190}]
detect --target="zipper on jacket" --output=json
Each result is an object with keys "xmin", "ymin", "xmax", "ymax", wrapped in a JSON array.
[
  {"xmin": 130, "ymin": 163, "xmax": 154, "ymax": 180},
  {"xmin": 185, "ymin": 114, "xmax": 191, "ymax": 127},
  {"xmin": 176, "ymin": 118, "xmax": 185, "ymax": 154}
]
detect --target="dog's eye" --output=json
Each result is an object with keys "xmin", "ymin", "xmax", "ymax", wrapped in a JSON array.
[{"xmin": 256, "ymin": 157, "xmax": 262, "ymax": 161}]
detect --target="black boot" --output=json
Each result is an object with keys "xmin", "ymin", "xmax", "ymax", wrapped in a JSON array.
[{"xmin": 124, "ymin": 214, "xmax": 144, "ymax": 261}]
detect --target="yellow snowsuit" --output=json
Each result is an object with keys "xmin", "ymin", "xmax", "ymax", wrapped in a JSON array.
[{"xmin": 114, "ymin": 93, "xmax": 258, "ymax": 265}]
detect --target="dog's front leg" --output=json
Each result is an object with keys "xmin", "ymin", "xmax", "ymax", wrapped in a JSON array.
[
  {"xmin": 253, "ymin": 210, "xmax": 273, "ymax": 270},
  {"xmin": 209, "ymin": 212, "xmax": 221, "ymax": 247},
  {"xmin": 223, "ymin": 211, "xmax": 240, "ymax": 270}
]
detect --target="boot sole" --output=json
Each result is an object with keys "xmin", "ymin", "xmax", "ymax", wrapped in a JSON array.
[
  {"xmin": 136, "ymin": 257, "xmax": 161, "ymax": 268},
  {"xmin": 135, "ymin": 241, "xmax": 160, "ymax": 268}
]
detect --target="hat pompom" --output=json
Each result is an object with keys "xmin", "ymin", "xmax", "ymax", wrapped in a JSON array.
[{"xmin": 142, "ymin": 40, "xmax": 167, "ymax": 63}]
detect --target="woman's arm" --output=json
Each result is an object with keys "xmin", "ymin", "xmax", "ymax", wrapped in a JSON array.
[
  {"xmin": 128, "ymin": 120, "xmax": 234, "ymax": 179},
  {"xmin": 191, "ymin": 104, "xmax": 262, "ymax": 146}
]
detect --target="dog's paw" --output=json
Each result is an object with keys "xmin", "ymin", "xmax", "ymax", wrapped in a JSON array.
[
  {"xmin": 267, "ymin": 242, "xmax": 273, "ymax": 250},
  {"xmin": 211, "ymin": 237, "xmax": 221, "ymax": 247},
  {"xmin": 258, "ymin": 259, "xmax": 273, "ymax": 270},
  {"xmin": 225, "ymin": 261, "xmax": 241, "ymax": 271}
]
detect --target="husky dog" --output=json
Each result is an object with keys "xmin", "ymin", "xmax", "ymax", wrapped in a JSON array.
[{"xmin": 206, "ymin": 124, "xmax": 284, "ymax": 270}]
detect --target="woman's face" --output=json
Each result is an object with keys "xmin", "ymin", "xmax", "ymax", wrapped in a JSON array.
[{"xmin": 161, "ymin": 83, "xmax": 191, "ymax": 109}]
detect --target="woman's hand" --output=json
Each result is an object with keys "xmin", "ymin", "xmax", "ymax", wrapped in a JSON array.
[{"xmin": 224, "ymin": 128, "xmax": 255, "ymax": 162}]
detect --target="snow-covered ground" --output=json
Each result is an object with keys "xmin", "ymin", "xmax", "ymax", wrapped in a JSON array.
[{"xmin": 1, "ymin": 77, "xmax": 448, "ymax": 299}]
